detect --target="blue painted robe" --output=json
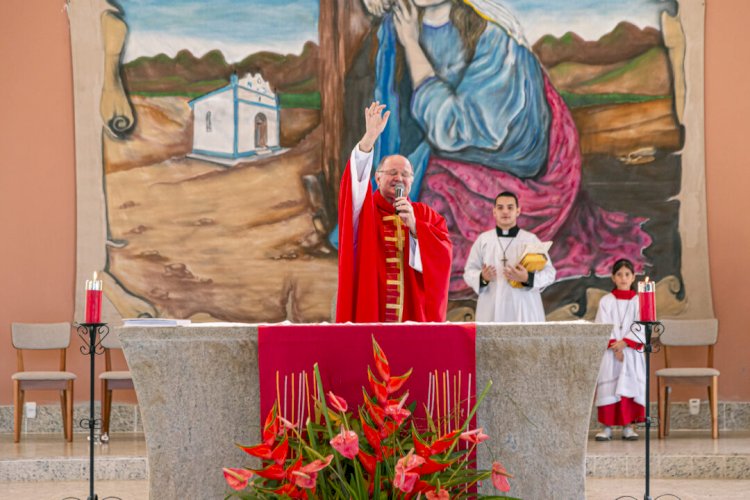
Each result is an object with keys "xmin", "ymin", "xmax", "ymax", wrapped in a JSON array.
[{"xmin": 375, "ymin": 15, "xmax": 551, "ymax": 197}]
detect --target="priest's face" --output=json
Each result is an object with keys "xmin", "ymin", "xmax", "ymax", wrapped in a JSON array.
[
  {"xmin": 375, "ymin": 155, "xmax": 414, "ymax": 203},
  {"xmin": 493, "ymin": 196, "xmax": 520, "ymax": 230}
]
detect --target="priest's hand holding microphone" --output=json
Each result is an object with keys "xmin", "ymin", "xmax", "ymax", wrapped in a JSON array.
[{"xmin": 394, "ymin": 183, "xmax": 417, "ymax": 238}]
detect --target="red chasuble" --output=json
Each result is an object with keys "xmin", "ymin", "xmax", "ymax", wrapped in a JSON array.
[{"xmin": 336, "ymin": 159, "xmax": 452, "ymax": 323}]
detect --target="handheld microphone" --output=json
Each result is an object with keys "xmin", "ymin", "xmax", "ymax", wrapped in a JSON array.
[{"xmin": 394, "ymin": 183, "xmax": 405, "ymax": 201}]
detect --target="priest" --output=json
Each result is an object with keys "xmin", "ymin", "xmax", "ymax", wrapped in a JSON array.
[
  {"xmin": 463, "ymin": 192, "xmax": 555, "ymax": 322},
  {"xmin": 336, "ymin": 102, "xmax": 452, "ymax": 323}
]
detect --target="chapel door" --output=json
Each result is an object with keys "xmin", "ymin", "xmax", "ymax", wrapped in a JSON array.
[{"xmin": 255, "ymin": 113, "xmax": 267, "ymax": 148}]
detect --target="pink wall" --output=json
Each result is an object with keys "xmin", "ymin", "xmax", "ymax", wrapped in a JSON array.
[
  {"xmin": 1, "ymin": 0, "xmax": 748, "ymax": 405},
  {"xmin": 703, "ymin": 0, "xmax": 750, "ymax": 398}
]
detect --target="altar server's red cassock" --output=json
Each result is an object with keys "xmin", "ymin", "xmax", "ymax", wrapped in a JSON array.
[{"xmin": 336, "ymin": 160, "xmax": 452, "ymax": 323}]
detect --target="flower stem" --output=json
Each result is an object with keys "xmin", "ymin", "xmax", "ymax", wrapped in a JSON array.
[{"xmin": 313, "ymin": 363, "xmax": 356, "ymax": 498}]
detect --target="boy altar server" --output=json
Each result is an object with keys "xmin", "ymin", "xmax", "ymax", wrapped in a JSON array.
[{"xmin": 463, "ymin": 191, "xmax": 555, "ymax": 322}]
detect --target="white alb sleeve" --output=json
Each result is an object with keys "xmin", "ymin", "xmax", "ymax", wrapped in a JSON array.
[
  {"xmin": 409, "ymin": 236, "xmax": 422, "ymax": 272},
  {"xmin": 350, "ymin": 146, "xmax": 374, "ymax": 238}
]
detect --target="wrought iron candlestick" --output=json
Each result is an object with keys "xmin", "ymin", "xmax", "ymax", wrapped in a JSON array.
[
  {"xmin": 76, "ymin": 322, "xmax": 108, "ymax": 500},
  {"xmin": 630, "ymin": 320, "xmax": 665, "ymax": 500}
]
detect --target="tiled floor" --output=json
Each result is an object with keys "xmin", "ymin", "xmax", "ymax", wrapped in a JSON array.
[
  {"xmin": 0, "ymin": 479, "xmax": 149, "ymax": 500},
  {"xmin": 0, "ymin": 433, "xmax": 147, "ymax": 485},
  {"xmin": 587, "ymin": 429, "xmax": 750, "ymax": 457},
  {"xmin": 0, "ymin": 432, "xmax": 147, "ymax": 459},
  {"xmin": 587, "ymin": 430, "xmax": 750, "ymax": 479},
  {"xmin": 1, "ymin": 431, "xmax": 749, "ymax": 499},
  {"xmin": 586, "ymin": 478, "xmax": 750, "ymax": 499}
]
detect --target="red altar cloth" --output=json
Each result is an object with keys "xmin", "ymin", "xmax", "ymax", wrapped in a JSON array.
[{"xmin": 258, "ymin": 323, "xmax": 476, "ymax": 427}]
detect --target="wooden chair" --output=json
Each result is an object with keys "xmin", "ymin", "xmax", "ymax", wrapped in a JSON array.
[
  {"xmin": 11, "ymin": 322, "xmax": 76, "ymax": 442},
  {"xmin": 99, "ymin": 328, "xmax": 135, "ymax": 439},
  {"xmin": 656, "ymin": 318, "xmax": 719, "ymax": 439}
]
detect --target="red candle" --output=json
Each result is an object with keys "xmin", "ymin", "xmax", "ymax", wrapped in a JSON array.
[
  {"xmin": 638, "ymin": 278, "xmax": 656, "ymax": 322},
  {"xmin": 85, "ymin": 272, "xmax": 103, "ymax": 323}
]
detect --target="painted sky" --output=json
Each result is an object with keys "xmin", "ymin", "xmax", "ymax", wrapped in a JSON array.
[
  {"xmin": 120, "ymin": 0, "xmax": 319, "ymax": 62},
  {"xmin": 119, "ymin": 0, "xmax": 677, "ymax": 63}
]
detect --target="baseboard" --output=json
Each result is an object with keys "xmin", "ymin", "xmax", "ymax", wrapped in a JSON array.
[
  {"xmin": 3, "ymin": 400, "xmax": 748, "ymax": 435},
  {"xmin": 0, "ymin": 403, "xmax": 142, "ymax": 434},
  {"xmin": 589, "ymin": 401, "xmax": 750, "ymax": 432}
]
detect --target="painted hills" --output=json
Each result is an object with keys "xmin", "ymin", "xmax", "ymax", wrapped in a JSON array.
[
  {"xmin": 122, "ymin": 41, "xmax": 319, "ymax": 98},
  {"xmin": 534, "ymin": 21, "xmax": 672, "ymax": 98},
  {"xmin": 121, "ymin": 21, "xmax": 671, "ymax": 104}
]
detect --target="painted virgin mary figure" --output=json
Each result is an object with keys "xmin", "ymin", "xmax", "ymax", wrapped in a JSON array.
[{"xmin": 364, "ymin": 0, "xmax": 652, "ymax": 296}]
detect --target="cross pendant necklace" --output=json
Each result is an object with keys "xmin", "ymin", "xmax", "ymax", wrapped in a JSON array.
[
  {"xmin": 614, "ymin": 298, "xmax": 633, "ymax": 332},
  {"xmin": 499, "ymin": 237, "xmax": 514, "ymax": 268}
]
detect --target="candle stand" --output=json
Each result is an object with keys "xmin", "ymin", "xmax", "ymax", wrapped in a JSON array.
[
  {"xmin": 620, "ymin": 321, "xmax": 680, "ymax": 500},
  {"xmin": 75, "ymin": 322, "xmax": 108, "ymax": 500}
]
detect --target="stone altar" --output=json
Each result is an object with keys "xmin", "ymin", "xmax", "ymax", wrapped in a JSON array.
[{"xmin": 118, "ymin": 321, "xmax": 609, "ymax": 499}]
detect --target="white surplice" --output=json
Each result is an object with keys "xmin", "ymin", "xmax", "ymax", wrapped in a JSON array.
[
  {"xmin": 463, "ymin": 229, "xmax": 555, "ymax": 322},
  {"xmin": 594, "ymin": 294, "xmax": 646, "ymax": 408}
]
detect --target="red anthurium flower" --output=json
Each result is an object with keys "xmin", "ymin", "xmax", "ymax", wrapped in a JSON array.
[
  {"xmin": 279, "ymin": 416, "xmax": 297, "ymax": 431},
  {"xmin": 222, "ymin": 467, "xmax": 254, "ymax": 491},
  {"xmin": 300, "ymin": 455, "xmax": 334, "ymax": 474},
  {"xmin": 393, "ymin": 450, "xmax": 425, "ymax": 493},
  {"xmin": 327, "ymin": 391, "xmax": 348, "ymax": 412},
  {"xmin": 330, "ymin": 425, "xmax": 359, "ymax": 459},
  {"xmin": 492, "ymin": 461, "xmax": 513, "ymax": 492},
  {"xmin": 425, "ymin": 487, "xmax": 450, "ymax": 500},
  {"xmin": 372, "ymin": 337, "xmax": 391, "ymax": 381},
  {"xmin": 290, "ymin": 455, "xmax": 334, "ymax": 489},
  {"xmin": 291, "ymin": 470, "xmax": 317, "ymax": 490},
  {"xmin": 460, "ymin": 427, "xmax": 490, "ymax": 444},
  {"xmin": 384, "ymin": 393, "xmax": 411, "ymax": 425}
]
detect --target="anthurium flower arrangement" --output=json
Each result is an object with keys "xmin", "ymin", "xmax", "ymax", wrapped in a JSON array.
[{"xmin": 223, "ymin": 337, "xmax": 516, "ymax": 499}]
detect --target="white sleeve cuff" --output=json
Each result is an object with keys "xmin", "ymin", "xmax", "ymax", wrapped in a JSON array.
[{"xmin": 409, "ymin": 235, "xmax": 423, "ymax": 273}]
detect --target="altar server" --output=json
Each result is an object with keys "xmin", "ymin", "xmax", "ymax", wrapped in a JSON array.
[
  {"xmin": 594, "ymin": 258, "xmax": 646, "ymax": 441},
  {"xmin": 463, "ymin": 192, "xmax": 555, "ymax": 322}
]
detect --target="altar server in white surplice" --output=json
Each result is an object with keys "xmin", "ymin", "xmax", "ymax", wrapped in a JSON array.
[
  {"xmin": 463, "ymin": 191, "xmax": 555, "ymax": 322},
  {"xmin": 594, "ymin": 258, "xmax": 646, "ymax": 441}
]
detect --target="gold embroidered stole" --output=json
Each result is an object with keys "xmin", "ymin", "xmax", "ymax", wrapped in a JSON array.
[{"xmin": 381, "ymin": 214, "xmax": 406, "ymax": 322}]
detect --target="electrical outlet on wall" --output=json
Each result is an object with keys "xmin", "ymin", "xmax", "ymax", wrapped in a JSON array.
[
  {"xmin": 689, "ymin": 398, "xmax": 701, "ymax": 415},
  {"xmin": 24, "ymin": 401, "xmax": 37, "ymax": 419}
]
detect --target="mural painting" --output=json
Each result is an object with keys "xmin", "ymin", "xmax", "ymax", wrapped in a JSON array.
[{"xmin": 68, "ymin": 0, "xmax": 704, "ymax": 323}]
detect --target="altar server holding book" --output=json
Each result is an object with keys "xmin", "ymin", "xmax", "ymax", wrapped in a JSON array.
[
  {"xmin": 463, "ymin": 191, "xmax": 555, "ymax": 322},
  {"xmin": 594, "ymin": 258, "xmax": 646, "ymax": 441}
]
